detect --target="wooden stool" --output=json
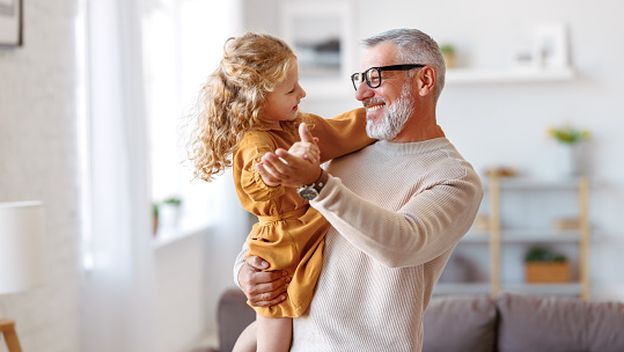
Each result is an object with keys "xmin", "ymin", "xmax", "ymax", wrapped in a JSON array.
[{"xmin": 0, "ymin": 319, "xmax": 22, "ymax": 352}]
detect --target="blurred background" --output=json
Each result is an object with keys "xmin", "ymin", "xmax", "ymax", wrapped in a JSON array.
[{"xmin": 1, "ymin": 0, "xmax": 623, "ymax": 351}]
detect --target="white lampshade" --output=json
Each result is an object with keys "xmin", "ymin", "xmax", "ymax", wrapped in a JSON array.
[{"xmin": 0, "ymin": 201, "xmax": 45, "ymax": 295}]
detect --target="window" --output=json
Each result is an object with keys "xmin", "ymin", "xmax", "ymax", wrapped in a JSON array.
[{"xmin": 142, "ymin": 0, "xmax": 241, "ymax": 234}]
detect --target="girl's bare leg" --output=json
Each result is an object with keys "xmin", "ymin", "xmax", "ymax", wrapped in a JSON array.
[
  {"xmin": 232, "ymin": 321, "xmax": 257, "ymax": 352},
  {"xmin": 256, "ymin": 314, "xmax": 292, "ymax": 352}
]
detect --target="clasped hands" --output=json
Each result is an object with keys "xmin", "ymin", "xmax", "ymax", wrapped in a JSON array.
[{"xmin": 256, "ymin": 122, "xmax": 322, "ymax": 188}]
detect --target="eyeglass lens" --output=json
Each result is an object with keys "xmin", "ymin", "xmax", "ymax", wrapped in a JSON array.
[{"xmin": 352, "ymin": 68, "xmax": 382, "ymax": 90}]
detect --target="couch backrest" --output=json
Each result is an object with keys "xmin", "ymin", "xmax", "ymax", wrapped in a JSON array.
[
  {"xmin": 496, "ymin": 293, "xmax": 624, "ymax": 352},
  {"xmin": 424, "ymin": 295, "xmax": 498, "ymax": 352},
  {"xmin": 214, "ymin": 289, "xmax": 624, "ymax": 352}
]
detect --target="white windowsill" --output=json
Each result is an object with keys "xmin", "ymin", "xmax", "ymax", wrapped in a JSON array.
[{"xmin": 152, "ymin": 221, "xmax": 212, "ymax": 249}]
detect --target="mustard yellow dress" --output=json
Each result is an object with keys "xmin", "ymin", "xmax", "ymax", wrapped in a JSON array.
[{"xmin": 232, "ymin": 108, "xmax": 373, "ymax": 318}]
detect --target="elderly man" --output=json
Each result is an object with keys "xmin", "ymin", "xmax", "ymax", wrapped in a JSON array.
[{"xmin": 235, "ymin": 28, "xmax": 483, "ymax": 351}]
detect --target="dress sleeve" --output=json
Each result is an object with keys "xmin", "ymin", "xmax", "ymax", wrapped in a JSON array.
[
  {"xmin": 236, "ymin": 133, "xmax": 286, "ymax": 202},
  {"xmin": 302, "ymin": 108, "xmax": 375, "ymax": 162},
  {"xmin": 310, "ymin": 168, "xmax": 483, "ymax": 268}
]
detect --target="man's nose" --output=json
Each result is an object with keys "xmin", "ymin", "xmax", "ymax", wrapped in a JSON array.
[{"xmin": 355, "ymin": 82, "xmax": 373, "ymax": 102}]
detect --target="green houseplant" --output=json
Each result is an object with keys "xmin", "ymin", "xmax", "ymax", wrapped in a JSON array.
[
  {"xmin": 548, "ymin": 124, "xmax": 591, "ymax": 145},
  {"xmin": 524, "ymin": 246, "xmax": 570, "ymax": 283}
]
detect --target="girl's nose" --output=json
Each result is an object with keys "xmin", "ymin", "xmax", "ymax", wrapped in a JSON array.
[{"xmin": 298, "ymin": 83, "xmax": 306, "ymax": 99}]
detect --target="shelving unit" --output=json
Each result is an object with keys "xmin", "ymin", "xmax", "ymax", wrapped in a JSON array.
[
  {"xmin": 446, "ymin": 66, "xmax": 575, "ymax": 84},
  {"xmin": 436, "ymin": 176, "xmax": 591, "ymax": 299}
]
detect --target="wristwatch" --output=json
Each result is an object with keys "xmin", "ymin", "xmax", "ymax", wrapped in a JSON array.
[{"xmin": 297, "ymin": 170, "xmax": 328, "ymax": 201}]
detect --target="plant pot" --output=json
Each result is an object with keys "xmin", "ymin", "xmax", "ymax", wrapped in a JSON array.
[
  {"xmin": 152, "ymin": 213, "xmax": 159, "ymax": 235},
  {"xmin": 525, "ymin": 261, "xmax": 571, "ymax": 283},
  {"xmin": 159, "ymin": 204, "xmax": 180, "ymax": 230},
  {"xmin": 442, "ymin": 52, "xmax": 457, "ymax": 68},
  {"xmin": 554, "ymin": 144, "xmax": 583, "ymax": 179}
]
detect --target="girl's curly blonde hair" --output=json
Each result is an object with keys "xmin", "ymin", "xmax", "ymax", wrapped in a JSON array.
[{"xmin": 189, "ymin": 32, "xmax": 297, "ymax": 181}]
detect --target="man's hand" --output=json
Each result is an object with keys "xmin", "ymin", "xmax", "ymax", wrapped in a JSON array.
[
  {"xmin": 256, "ymin": 123, "xmax": 322, "ymax": 187},
  {"xmin": 238, "ymin": 255, "xmax": 290, "ymax": 307}
]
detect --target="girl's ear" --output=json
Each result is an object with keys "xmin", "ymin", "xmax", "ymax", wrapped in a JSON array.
[{"xmin": 416, "ymin": 66, "xmax": 436, "ymax": 97}]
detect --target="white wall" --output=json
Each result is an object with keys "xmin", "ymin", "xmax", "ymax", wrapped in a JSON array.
[
  {"xmin": 0, "ymin": 1, "xmax": 81, "ymax": 351},
  {"xmin": 154, "ymin": 235, "xmax": 208, "ymax": 351},
  {"xmin": 244, "ymin": 0, "xmax": 624, "ymax": 298}
]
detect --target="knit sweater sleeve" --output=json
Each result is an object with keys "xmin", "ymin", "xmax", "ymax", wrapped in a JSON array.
[
  {"xmin": 310, "ymin": 169, "xmax": 483, "ymax": 268},
  {"xmin": 232, "ymin": 240, "xmax": 249, "ymax": 288}
]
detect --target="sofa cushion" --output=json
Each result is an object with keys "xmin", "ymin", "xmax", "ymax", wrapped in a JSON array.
[
  {"xmin": 497, "ymin": 293, "xmax": 624, "ymax": 352},
  {"xmin": 423, "ymin": 295, "xmax": 497, "ymax": 352}
]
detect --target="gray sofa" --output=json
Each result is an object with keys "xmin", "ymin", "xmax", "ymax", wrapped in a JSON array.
[{"xmin": 205, "ymin": 288, "xmax": 624, "ymax": 352}]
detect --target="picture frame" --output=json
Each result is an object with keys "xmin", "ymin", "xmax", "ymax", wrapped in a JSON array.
[
  {"xmin": 0, "ymin": 0, "xmax": 23, "ymax": 47},
  {"xmin": 532, "ymin": 23, "xmax": 569, "ymax": 68},
  {"xmin": 281, "ymin": 0, "xmax": 354, "ymax": 95}
]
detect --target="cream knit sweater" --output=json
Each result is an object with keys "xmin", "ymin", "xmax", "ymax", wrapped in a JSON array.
[{"xmin": 234, "ymin": 138, "xmax": 483, "ymax": 351}]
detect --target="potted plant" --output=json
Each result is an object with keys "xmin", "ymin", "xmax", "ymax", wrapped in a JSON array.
[
  {"xmin": 152, "ymin": 202, "xmax": 160, "ymax": 235},
  {"xmin": 440, "ymin": 43, "xmax": 457, "ymax": 68},
  {"xmin": 524, "ymin": 245, "xmax": 570, "ymax": 283},
  {"xmin": 159, "ymin": 196, "xmax": 183, "ymax": 230},
  {"xmin": 547, "ymin": 123, "xmax": 591, "ymax": 178}
]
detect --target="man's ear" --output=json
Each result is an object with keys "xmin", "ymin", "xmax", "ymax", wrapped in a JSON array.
[{"xmin": 416, "ymin": 66, "xmax": 436, "ymax": 97}]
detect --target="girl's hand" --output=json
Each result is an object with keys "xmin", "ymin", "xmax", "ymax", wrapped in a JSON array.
[
  {"xmin": 257, "ymin": 162, "xmax": 281, "ymax": 187},
  {"xmin": 256, "ymin": 123, "xmax": 322, "ymax": 187},
  {"xmin": 288, "ymin": 123, "xmax": 320, "ymax": 164},
  {"xmin": 289, "ymin": 141, "xmax": 320, "ymax": 164}
]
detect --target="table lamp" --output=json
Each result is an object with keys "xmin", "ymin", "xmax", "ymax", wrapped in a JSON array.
[{"xmin": 0, "ymin": 201, "xmax": 45, "ymax": 352}]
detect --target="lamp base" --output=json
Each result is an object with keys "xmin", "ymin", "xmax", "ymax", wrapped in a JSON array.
[{"xmin": 0, "ymin": 319, "xmax": 22, "ymax": 352}]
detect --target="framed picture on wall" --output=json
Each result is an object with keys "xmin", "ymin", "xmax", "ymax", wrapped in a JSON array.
[
  {"xmin": 532, "ymin": 23, "xmax": 569, "ymax": 68},
  {"xmin": 281, "ymin": 0, "xmax": 355, "ymax": 97},
  {"xmin": 0, "ymin": 0, "xmax": 23, "ymax": 47}
]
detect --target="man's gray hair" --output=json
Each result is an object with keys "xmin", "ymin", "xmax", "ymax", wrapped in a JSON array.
[{"xmin": 363, "ymin": 28, "xmax": 446, "ymax": 101}]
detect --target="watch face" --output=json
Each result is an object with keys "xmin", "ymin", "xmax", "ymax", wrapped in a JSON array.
[{"xmin": 298, "ymin": 187, "xmax": 319, "ymax": 200}]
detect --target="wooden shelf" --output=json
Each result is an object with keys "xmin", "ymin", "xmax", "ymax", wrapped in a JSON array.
[
  {"xmin": 485, "ymin": 177, "xmax": 587, "ymax": 190},
  {"xmin": 446, "ymin": 66, "xmax": 575, "ymax": 84},
  {"xmin": 434, "ymin": 283, "xmax": 583, "ymax": 296},
  {"xmin": 501, "ymin": 283, "xmax": 582, "ymax": 296},
  {"xmin": 463, "ymin": 230, "xmax": 582, "ymax": 243},
  {"xmin": 302, "ymin": 67, "xmax": 576, "ymax": 100},
  {"xmin": 501, "ymin": 229, "xmax": 581, "ymax": 243},
  {"xmin": 448, "ymin": 177, "xmax": 591, "ymax": 299},
  {"xmin": 461, "ymin": 232, "xmax": 490, "ymax": 243}
]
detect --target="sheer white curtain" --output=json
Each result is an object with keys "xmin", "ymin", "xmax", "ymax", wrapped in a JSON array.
[
  {"xmin": 79, "ymin": 0, "xmax": 155, "ymax": 351},
  {"xmin": 78, "ymin": 0, "xmax": 248, "ymax": 350}
]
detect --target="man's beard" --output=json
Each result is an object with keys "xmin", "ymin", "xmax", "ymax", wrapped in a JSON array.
[{"xmin": 365, "ymin": 83, "xmax": 414, "ymax": 141}]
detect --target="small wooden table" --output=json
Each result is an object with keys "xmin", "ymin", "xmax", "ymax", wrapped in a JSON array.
[{"xmin": 0, "ymin": 319, "xmax": 22, "ymax": 352}]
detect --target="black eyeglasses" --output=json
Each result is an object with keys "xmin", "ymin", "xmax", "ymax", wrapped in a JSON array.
[{"xmin": 350, "ymin": 64, "xmax": 425, "ymax": 90}]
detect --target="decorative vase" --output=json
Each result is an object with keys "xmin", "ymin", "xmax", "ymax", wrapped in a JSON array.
[
  {"xmin": 554, "ymin": 143, "xmax": 581, "ymax": 179},
  {"xmin": 159, "ymin": 204, "xmax": 180, "ymax": 230}
]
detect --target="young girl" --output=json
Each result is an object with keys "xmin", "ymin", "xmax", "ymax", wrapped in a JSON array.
[{"xmin": 189, "ymin": 32, "xmax": 372, "ymax": 351}]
